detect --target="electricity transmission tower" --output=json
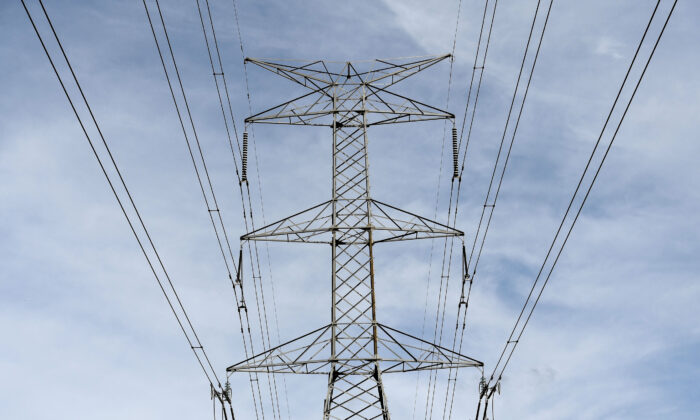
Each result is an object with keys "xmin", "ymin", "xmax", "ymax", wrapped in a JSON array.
[{"xmin": 228, "ymin": 54, "xmax": 482, "ymax": 419}]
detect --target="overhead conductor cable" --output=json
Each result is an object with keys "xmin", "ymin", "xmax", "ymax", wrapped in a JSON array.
[
  {"xmin": 476, "ymin": 0, "xmax": 676, "ymax": 417},
  {"xmin": 21, "ymin": 1, "xmax": 235, "ymax": 418}
]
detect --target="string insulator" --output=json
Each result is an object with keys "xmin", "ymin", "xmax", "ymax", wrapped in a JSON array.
[
  {"xmin": 451, "ymin": 126, "xmax": 459, "ymax": 179},
  {"xmin": 242, "ymin": 131, "xmax": 248, "ymax": 183}
]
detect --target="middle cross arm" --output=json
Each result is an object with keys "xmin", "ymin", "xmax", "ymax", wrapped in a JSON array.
[{"xmin": 240, "ymin": 200, "xmax": 463, "ymax": 244}]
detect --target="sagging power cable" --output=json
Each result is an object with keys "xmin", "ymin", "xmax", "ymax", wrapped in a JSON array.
[
  {"xmin": 141, "ymin": 0, "xmax": 270, "ymax": 417},
  {"xmin": 476, "ymin": 1, "xmax": 676, "ymax": 416},
  {"xmin": 226, "ymin": 0, "xmax": 291, "ymax": 417},
  {"xmin": 412, "ymin": 1, "xmax": 465, "ymax": 418},
  {"xmin": 439, "ymin": 1, "xmax": 500, "ymax": 418},
  {"xmin": 21, "ymin": 1, "xmax": 235, "ymax": 417}
]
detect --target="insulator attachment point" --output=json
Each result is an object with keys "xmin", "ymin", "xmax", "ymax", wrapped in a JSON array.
[
  {"xmin": 452, "ymin": 126, "xmax": 459, "ymax": 179},
  {"xmin": 242, "ymin": 131, "xmax": 248, "ymax": 183}
]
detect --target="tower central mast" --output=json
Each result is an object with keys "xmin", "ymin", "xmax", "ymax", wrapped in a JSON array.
[{"xmin": 326, "ymin": 77, "xmax": 388, "ymax": 418}]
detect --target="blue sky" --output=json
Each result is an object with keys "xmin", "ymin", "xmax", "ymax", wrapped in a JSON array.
[{"xmin": 1, "ymin": 0, "xmax": 699, "ymax": 419}]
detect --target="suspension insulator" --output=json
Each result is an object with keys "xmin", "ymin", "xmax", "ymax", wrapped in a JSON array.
[
  {"xmin": 452, "ymin": 126, "xmax": 459, "ymax": 179},
  {"xmin": 242, "ymin": 131, "xmax": 248, "ymax": 183}
]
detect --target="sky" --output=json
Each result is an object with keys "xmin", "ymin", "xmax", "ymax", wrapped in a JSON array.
[{"xmin": 1, "ymin": 0, "xmax": 699, "ymax": 419}]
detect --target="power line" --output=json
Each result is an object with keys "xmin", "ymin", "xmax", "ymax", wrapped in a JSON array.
[
  {"xmin": 468, "ymin": 0, "xmax": 553, "ymax": 284},
  {"xmin": 413, "ymin": 1, "xmax": 464, "ymax": 418},
  {"xmin": 477, "ymin": 0, "xmax": 676, "ymax": 415},
  {"xmin": 141, "ymin": 0, "xmax": 272, "ymax": 417},
  {"xmin": 427, "ymin": 0, "xmax": 510, "ymax": 416},
  {"xmin": 446, "ymin": 5, "xmax": 557, "ymax": 409},
  {"xmin": 425, "ymin": 0, "xmax": 553, "ymax": 416},
  {"xmin": 440, "ymin": 1, "xmax": 499, "ymax": 418},
  {"xmin": 465, "ymin": 9, "xmax": 559, "ymax": 411},
  {"xmin": 192, "ymin": 0, "xmax": 288, "ymax": 416},
  {"xmin": 21, "ymin": 1, "xmax": 234, "ymax": 417},
  {"xmin": 193, "ymin": 0, "xmax": 282, "ymax": 416},
  {"xmin": 142, "ymin": 0, "xmax": 239, "ymax": 303},
  {"xmin": 226, "ymin": 0, "xmax": 290, "ymax": 417},
  {"xmin": 433, "ymin": 0, "xmax": 552, "ymax": 416},
  {"xmin": 457, "ymin": 0, "xmax": 498, "ymax": 164}
]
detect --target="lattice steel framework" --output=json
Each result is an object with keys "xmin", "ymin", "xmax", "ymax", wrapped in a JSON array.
[{"xmin": 229, "ymin": 54, "xmax": 482, "ymax": 419}]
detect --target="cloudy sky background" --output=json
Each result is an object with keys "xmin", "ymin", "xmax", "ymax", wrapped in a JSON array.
[{"xmin": 1, "ymin": 0, "xmax": 699, "ymax": 419}]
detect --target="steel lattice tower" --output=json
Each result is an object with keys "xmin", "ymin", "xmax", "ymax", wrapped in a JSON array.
[{"xmin": 228, "ymin": 54, "xmax": 482, "ymax": 419}]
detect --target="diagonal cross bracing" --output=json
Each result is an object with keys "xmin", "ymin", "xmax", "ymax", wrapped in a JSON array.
[{"xmin": 326, "ymin": 113, "xmax": 390, "ymax": 418}]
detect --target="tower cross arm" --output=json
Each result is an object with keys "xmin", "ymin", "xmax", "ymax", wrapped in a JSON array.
[
  {"xmin": 363, "ymin": 53, "xmax": 452, "ymax": 87},
  {"xmin": 244, "ymin": 54, "xmax": 452, "ymax": 91},
  {"xmin": 244, "ymin": 85, "xmax": 333, "ymax": 125},
  {"xmin": 243, "ymin": 82, "xmax": 454, "ymax": 127},
  {"xmin": 242, "ymin": 54, "xmax": 455, "ymax": 127},
  {"xmin": 363, "ymin": 85, "xmax": 454, "ymax": 126},
  {"xmin": 245, "ymin": 57, "xmax": 338, "ymax": 90}
]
